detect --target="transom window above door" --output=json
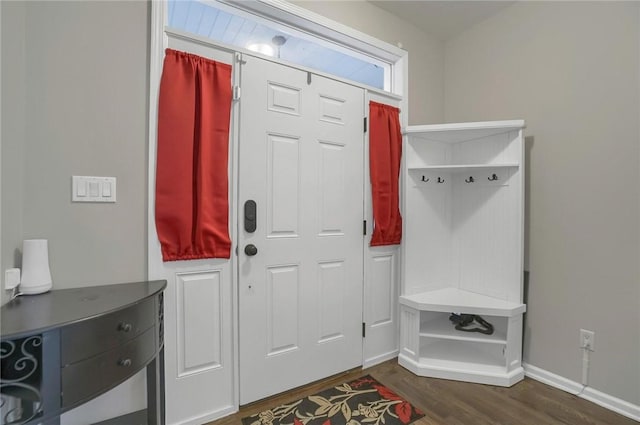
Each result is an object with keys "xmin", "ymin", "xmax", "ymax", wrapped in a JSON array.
[{"xmin": 167, "ymin": 0, "xmax": 389, "ymax": 90}]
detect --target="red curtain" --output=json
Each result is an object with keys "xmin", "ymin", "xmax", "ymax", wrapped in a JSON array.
[
  {"xmin": 155, "ymin": 49, "xmax": 232, "ymax": 261},
  {"xmin": 369, "ymin": 101, "xmax": 402, "ymax": 246}
]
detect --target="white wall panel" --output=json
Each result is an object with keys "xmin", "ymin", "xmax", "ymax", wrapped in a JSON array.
[
  {"xmin": 453, "ymin": 169, "xmax": 520, "ymax": 301},
  {"xmin": 370, "ymin": 254, "xmax": 394, "ymax": 326},
  {"xmin": 399, "ymin": 306, "xmax": 418, "ymax": 359},
  {"xmin": 176, "ymin": 271, "xmax": 223, "ymax": 376},
  {"xmin": 403, "ymin": 179, "xmax": 452, "ymax": 296}
]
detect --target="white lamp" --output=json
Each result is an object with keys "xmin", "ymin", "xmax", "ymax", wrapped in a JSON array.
[{"xmin": 20, "ymin": 239, "xmax": 52, "ymax": 295}]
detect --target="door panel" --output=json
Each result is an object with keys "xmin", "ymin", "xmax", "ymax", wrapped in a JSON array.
[
  {"xmin": 369, "ymin": 254, "xmax": 396, "ymax": 326},
  {"xmin": 318, "ymin": 260, "xmax": 347, "ymax": 342},
  {"xmin": 176, "ymin": 271, "xmax": 222, "ymax": 374},
  {"xmin": 268, "ymin": 82, "xmax": 301, "ymax": 115},
  {"xmin": 267, "ymin": 133, "xmax": 300, "ymax": 237},
  {"xmin": 238, "ymin": 55, "xmax": 365, "ymax": 404},
  {"xmin": 149, "ymin": 35, "xmax": 238, "ymax": 425},
  {"xmin": 363, "ymin": 92, "xmax": 402, "ymax": 367},
  {"xmin": 318, "ymin": 141, "xmax": 347, "ymax": 234},
  {"xmin": 266, "ymin": 264, "xmax": 300, "ymax": 355}
]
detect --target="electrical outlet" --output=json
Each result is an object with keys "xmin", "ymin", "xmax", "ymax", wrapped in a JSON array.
[{"xmin": 580, "ymin": 329, "xmax": 595, "ymax": 351}]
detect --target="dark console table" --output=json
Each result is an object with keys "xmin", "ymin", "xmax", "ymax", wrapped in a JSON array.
[{"xmin": 1, "ymin": 280, "xmax": 166, "ymax": 425}]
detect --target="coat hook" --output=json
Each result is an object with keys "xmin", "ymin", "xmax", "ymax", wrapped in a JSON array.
[
  {"xmin": 437, "ymin": 177, "xmax": 445, "ymax": 184},
  {"xmin": 421, "ymin": 175, "xmax": 429, "ymax": 182},
  {"xmin": 465, "ymin": 176, "xmax": 475, "ymax": 183},
  {"xmin": 488, "ymin": 173, "xmax": 499, "ymax": 181}
]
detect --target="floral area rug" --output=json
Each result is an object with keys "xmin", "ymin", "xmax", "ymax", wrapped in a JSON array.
[{"xmin": 242, "ymin": 375, "xmax": 424, "ymax": 425}]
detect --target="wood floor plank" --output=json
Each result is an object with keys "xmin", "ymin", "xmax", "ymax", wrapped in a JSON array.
[{"xmin": 204, "ymin": 359, "xmax": 638, "ymax": 425}]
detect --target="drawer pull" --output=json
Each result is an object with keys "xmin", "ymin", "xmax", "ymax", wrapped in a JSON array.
[
  {"xmin": 118, "ymin": 358, "xmax": 132, "ymax": 367},
  {"xmin": 118, "ymin": 322, "xmax": 133, "ymax": 332}
]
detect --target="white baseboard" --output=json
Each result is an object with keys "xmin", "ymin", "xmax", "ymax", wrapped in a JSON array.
[
  {"xmin": 173, "ymin": 405, "xmax": 237, "ymax": 425},
  {"xmin": 523, "ymin": 363, "xmax": 584, "ymax": 394},
  {"xmin": 523, "ymin": 363, "xmax": 640, "ymax": 422},
  {"xmin": 363, "ymin": 350, "xmax": 399, "ymax": 369},
  {"xmin": 580, "ymin": 387, "xmax": 640, "ymax": 423}
]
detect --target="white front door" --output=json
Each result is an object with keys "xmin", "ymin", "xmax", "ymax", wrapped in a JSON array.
[{"xmin": 238, "ymin": 55, "xmax": 365, "ymax": 404}]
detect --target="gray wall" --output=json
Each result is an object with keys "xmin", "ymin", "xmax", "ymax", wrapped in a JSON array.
[
  {"xmin": 1, "ymin": 1, "xmax": 149, "ymax": 306},
  {"xmin": 291, "ymin": 0, "xmax": 444, "ymax": 125},
  {"xmin": 444, "ymin": 1, "xmax": 640, "ymax": 405},
  {"xmin": 1, "ymin": 2, "xmax": 26, "ymax": 304},
  {"xmin": 1, "ymin": 3, "xmax": 150, "ymax": 420}
]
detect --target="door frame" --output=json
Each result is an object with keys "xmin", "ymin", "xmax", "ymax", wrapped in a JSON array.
[{"xmin": 147, "ymin": 0, "xmax": 407, "ymax": 421}]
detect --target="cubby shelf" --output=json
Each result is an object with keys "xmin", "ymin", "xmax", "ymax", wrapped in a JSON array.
[
  {"xmin": 418, "ymin": 339, "xmax": 506, "ymax": 370},
  {"xmin": 400, "ymin": 287, "xmax": 525, "ymax": 317},
  {"xmin": 418, "ymin": 313, "xmax": 507, "ymax": 344},
  {"xmin": 400, "ymin": 120, "xmax": 526, "ymax": 387},
  {"xmin": 404, "ymin": 120, "xmax": 525, "ymax": 144},
  {"xmin": 408, "ymin": 163, "xmax": 519, "ymax": 173}
]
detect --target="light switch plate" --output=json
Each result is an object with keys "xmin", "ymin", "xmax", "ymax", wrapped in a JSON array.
[{"xmin": 72, "ymin": 176, "xmax": 116, "ymax": 203}]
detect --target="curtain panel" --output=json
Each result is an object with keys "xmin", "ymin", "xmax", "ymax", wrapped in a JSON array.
[
  {"xmin": 155, "ymin": 49, "xmax": 232, "ymax": 261},
  {"xmin": 369, "ymin": 101, "xmax": 403, "ymax": 246}
]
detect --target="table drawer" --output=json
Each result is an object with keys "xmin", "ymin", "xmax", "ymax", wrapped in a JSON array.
[
  {"xmin": 61, "ymin": 298, "xmax": 155, "ymax": 365},
  {"xmin": 61, "ymin": 326, "xmax": 156, "ymax": 408}
]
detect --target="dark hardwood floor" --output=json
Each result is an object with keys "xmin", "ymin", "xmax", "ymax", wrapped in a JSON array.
[{"xmin": 205, "ymin": 359, "xmax": 638, "ymax": 425}]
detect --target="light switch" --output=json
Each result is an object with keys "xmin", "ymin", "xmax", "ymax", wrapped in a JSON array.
[
  {"xmin": 89, "ymin": 181, "xmax": 99, "ymax": 197},
  {"xmin": 102, "ymin": 181, "xmax": 111, "ymax": 197},
  {"xmin": 77, "ymin": 180, "xmax": 87, "ymax": 197},
  {"xmin": 72, "ymin": 176, "xmax": 116, "ymax": 203}
]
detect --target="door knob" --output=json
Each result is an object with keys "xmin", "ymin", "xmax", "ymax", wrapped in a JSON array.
[{"xmin": 244, "ymin": 244, "xmax": 258, "ymax": 256}]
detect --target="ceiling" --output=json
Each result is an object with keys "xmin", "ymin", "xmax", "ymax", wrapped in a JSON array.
[{"xmin": 369, "ymin": 1, "xmax": 516, "ymax": 40}]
